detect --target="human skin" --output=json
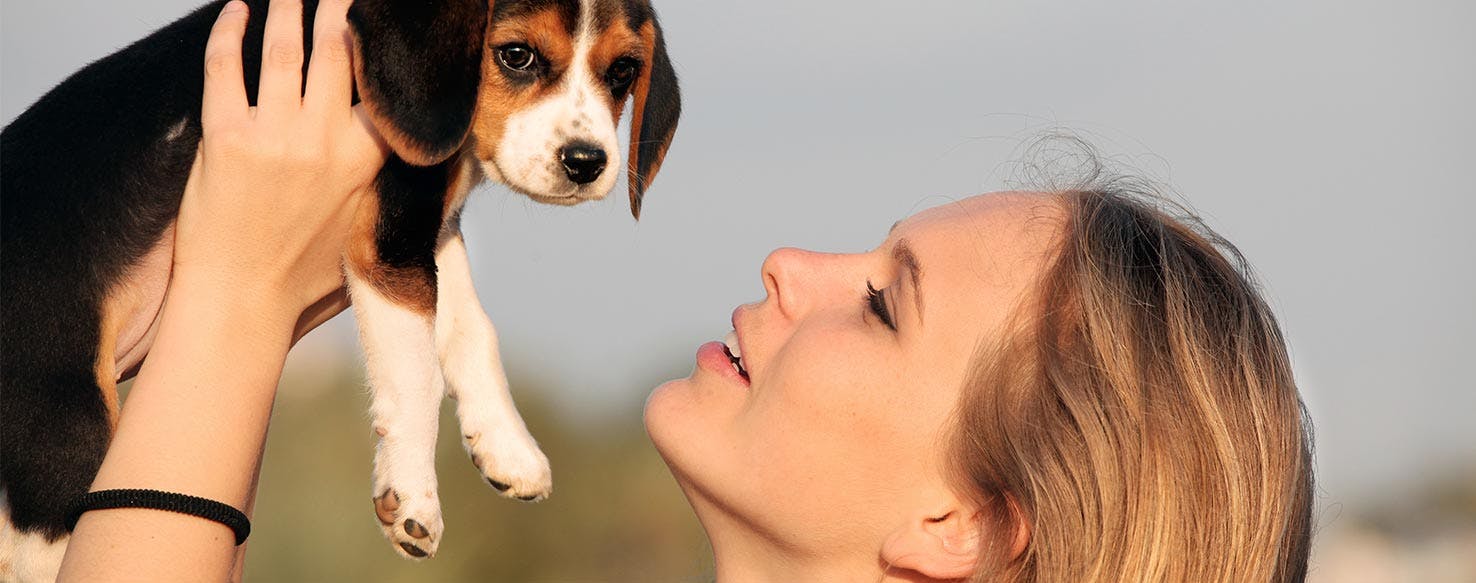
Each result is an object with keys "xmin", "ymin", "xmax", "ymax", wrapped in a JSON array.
[
  {"xmin": 645, "ymin": 193, "xmax": 1056, "ymax": 582},
  {"xmin": 57, "ymin": 0, "xmax": 386, "ymax": 581}
]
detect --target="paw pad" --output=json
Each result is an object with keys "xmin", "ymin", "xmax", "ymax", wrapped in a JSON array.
[
  {"xmin": 373, "ymin": 490, "xmax": 400, "ymax": 525},
  {"xmin": 403, "ymin": 518, "xmax": 429, "ymax": 539},
  {"xmin": 399, "ymin": 542, "xmax": 428, "ymax": 558}
]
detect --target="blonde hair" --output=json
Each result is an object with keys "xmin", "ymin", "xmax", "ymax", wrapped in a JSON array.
[{"xmin": 952, "ymin": 186, "xmax": 1314, "ymax": 581}]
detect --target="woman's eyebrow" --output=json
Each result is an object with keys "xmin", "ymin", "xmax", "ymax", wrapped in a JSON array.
[{"xmin": 893, "ymin": 239, "xmax": 924, "ymax": 327}]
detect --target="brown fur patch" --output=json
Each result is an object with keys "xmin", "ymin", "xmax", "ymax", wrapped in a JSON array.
[
  {"xmin": 93, "ymin": 302, "xmax": 121, "ymax": 428},
  {"xmin": 587, "ymin": 22, "xmax": 644, "ymax": 122},
  {"xmin": 472, "ymin": 8, "xmax": 578, "ymax": 163},
  {"xmin": 347, "ymin": 202, "xmax": 438, "ymax": 316}
]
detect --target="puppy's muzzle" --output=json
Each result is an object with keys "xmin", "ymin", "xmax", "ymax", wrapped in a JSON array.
[{"xmin": 559, "ymin": 142, "xmax": 607, "ymax": 185}]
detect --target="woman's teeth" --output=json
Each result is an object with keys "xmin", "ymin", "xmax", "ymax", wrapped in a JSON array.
[{"xmin": 723, "ymin": 330, "xmax": 748, "ymax": 379}]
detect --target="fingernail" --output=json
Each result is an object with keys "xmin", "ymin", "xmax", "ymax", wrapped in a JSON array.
[{"xmin": 221, "ymin": 1, "xmax": 246, "ymax": 15}]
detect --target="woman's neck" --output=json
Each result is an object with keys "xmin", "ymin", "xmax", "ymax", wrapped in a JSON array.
[
  {"xmin": 709, "ymin": 532, "xmax": 881, "ymax": 583},
  {"xmin": 692, "ymin": 499, "xmax": 882, "ymax": 582}
]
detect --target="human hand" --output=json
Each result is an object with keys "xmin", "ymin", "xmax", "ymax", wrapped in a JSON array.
[{"xmin": 173, "ymin": 0, "xmax": 387, "ymax": 336}]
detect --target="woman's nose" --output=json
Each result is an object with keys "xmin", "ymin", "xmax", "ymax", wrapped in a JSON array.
[{"xmin": 760, "ymin": 247, "xmax": 843, "ymax": 320}]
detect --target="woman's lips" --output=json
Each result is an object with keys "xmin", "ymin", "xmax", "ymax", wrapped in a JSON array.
[{"xmin": 697, "ymin": 341, "xmax": 750, "ymax": 387}]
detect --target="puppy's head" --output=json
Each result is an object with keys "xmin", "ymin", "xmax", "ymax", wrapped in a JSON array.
[{"xmin": 348, "ymin": 0, "xmax": 681, "ymax": 218}]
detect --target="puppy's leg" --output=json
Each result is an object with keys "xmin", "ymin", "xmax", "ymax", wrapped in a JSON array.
[
  {"xmin": 435, "ymin": 230, "xmax": 552, "ymax": 502},
  {"xmin": 347, "ymin": 272, "xmax": 444, "ymax": 560},
  {"xmin": 346, "ymin": 157, "xmax": 452, "ymax": 560}
]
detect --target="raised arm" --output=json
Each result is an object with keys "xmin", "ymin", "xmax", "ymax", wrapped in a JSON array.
[{"xmin": 57, "ymin": 1, "xmax": 385, "ymax": 580}]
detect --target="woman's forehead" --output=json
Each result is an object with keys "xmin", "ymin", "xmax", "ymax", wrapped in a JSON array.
[
  {"xmin": 896, "ymin": 191, "xmax": 1056, "ymax": 235},
  {"xmin": 893, "ymin": 192, "xmax": 1063, "ymax": 324}
]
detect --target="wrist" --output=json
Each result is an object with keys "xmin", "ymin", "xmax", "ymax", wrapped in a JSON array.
[
  {"xmin": 158, "ymin": 273, "xmax": 300, "ymax": 362},
  {"xmin": 166, "ymin": 270, "xmax": 305, "ymax": 336}
]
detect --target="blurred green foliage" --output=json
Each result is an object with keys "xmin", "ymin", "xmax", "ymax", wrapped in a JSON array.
[{"xmin": 240, "ymin": 364, "xmax": 711, "ymax": 582}]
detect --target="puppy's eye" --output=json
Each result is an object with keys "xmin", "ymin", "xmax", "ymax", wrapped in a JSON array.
[
  {"xmin": 606, "ymin": 58, "xmax": 640, "ymax": 92},
  {"xmin": 496, "ymin": 44, "xmax": 538, "ymax": 71}
]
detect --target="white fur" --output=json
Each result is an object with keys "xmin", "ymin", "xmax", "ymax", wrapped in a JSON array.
[
  {"xmin": 435, "ymin": 234, "xmax": 552, "ymax": 500},
  {"xmin": 484, "ymin": 0, "xmax": 622, "ymax": 204},
  {"xmin": 0, "ymin": 492, "xmax": 67, "ymax": 583},
  {"xmin": 346, "ymin": 271, "xmax": 446, "ymax": 560}
]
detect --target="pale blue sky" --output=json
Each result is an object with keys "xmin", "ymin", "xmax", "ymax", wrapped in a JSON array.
[{"xmin": 5, "ymin": 0, "xmax": 1474, "ymax": 529}]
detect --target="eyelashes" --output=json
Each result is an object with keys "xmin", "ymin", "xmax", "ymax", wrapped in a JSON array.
[{"xmin": 866, "ymin": 280, "xmax": 897, "ymax": 331}]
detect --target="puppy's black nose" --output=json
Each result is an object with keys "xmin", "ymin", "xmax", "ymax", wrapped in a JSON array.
[{"xmin": 560, "ymin": 143, "xmax": 606, "ymax": 185}]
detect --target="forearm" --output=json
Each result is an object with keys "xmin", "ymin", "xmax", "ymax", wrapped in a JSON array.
[{"xmin": 58, "ymin": 278, "xmax": 296, "ymax": 582}]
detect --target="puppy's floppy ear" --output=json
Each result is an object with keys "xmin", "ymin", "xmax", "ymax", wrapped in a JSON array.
[
  {"xmin": 626, "ymin": 8, "xmax": 681, "ymax": 220},
  {"xmin": 347, "ymin": 0, "xmax": 488, "ymax": 166}
]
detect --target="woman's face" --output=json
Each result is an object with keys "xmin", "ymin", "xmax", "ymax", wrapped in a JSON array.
[{"xmin": 645, "ymin": 193, "xmax": 1062, "ymax": 557}]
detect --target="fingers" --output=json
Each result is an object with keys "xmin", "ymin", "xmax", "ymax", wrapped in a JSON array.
[
  {"xmin": 202, "ymin": 1, "xmax": 250, "ymax": 127},
  {"xmin": 305, "ymin": 0, "xmax": 356, "ymax": 112},
  {"xmin": 257, "ymin": 0, "xmax": 306, "ymax": 116}
]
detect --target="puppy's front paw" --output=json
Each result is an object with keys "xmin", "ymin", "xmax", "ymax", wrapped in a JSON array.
[
  {"xmin": 463, "ymin": 428, "xmax": 552, "ymax": 502},
  {"xmin": 371, "ymin": 484, "xmax": 444, "ymax": 559}
]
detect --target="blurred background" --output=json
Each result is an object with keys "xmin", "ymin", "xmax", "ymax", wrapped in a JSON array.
[{"xmin": 5, "ymin": 0, "xmax": 1474, "ymax": 580}]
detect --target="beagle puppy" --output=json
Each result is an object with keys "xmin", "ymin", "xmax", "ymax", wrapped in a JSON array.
[{"xmin": 0, "ymin": 0, "xmax": 680, "ymax": 576}]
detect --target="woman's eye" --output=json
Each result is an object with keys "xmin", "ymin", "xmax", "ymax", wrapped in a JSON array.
[
  {"xmin": 606, "ymin": 58, "xmax": 639, "ymax": 92},
  {"xmin": 866, "ymin": 281, "xmax": 897, "ymax": 331},
  {"xmin": 497, "ymin": 44, "xmax": 538, "ymax": 71}
]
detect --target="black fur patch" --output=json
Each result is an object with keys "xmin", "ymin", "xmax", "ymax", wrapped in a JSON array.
[
  {"xmin": 373, "ymin": 157, "xmax": 452, "ymax": 282},
  {"xmin": 348, "ymin": 0, "xmax": 487, "ymax": 165}
]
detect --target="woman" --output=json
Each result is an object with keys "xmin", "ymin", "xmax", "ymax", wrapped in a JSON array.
[
  {"xmin": 645, "ymin": 186, "xmax": 1315, "ymax": 581},
  {"xmin": 58, "ymin": 0, "xmax": 1313, "ymax": 581}
]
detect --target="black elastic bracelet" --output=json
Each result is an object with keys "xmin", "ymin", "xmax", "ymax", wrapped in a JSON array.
[{"xmin": 66, "ymin": 488, "xmax": 251, "ymax": 545}]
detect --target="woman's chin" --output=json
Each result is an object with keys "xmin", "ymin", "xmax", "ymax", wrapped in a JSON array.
[
  {"xmin": 645, "ymin": 376, "xmax": 736, "ymax": 472},
  {"xmin": 643, "ymin": 376, "xmax": 692, "ymax": 453}
]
